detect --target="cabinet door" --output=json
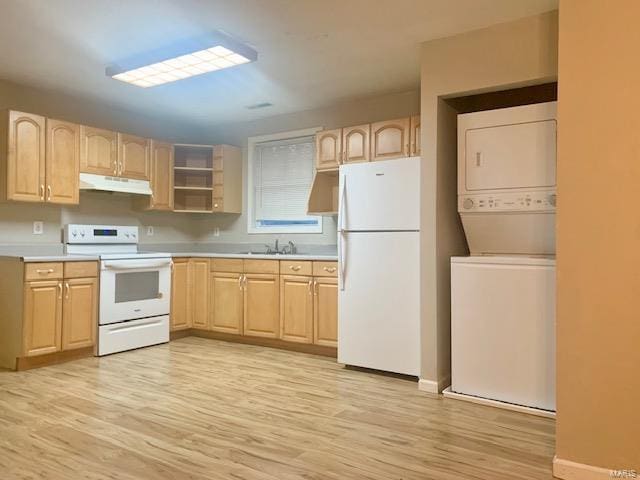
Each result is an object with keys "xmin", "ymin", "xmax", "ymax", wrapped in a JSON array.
[
  {"xmin": 46, "ymin": 119, "xmax": 80, "ymax": 205},
  {"xmin": 315, "ymin": 129, "xmax": 342, "ymax": 170},
  {"xmin": 342, "ymin": 124, "xmax": 370, "ymax": 164},
  {"xmin": 190, "ymin": 259, "xmax": 209, "ymax": 330},
  {"xmin": 410, "ymin": 115, "xmax": 421, "ymax": 156},
  {"xmin": 149, "ymin": 141, "xmax": 173, "ymax": 210},
  {"xmin": 80, "ymin": 126, "xmax": 117, "ymax": 176},
  {"xmin": 7, "ymin": 111, "xmax": 46, "ymax": 202},
  {"xmin": 210, "ymin": 272, "xmax": 244, "ymax": 334},
  {"xmin": 118, "ymin": 133, "xmax": 150, "ymax": 180},
  {"xmin": 62, "ymin": 277, "xmax": 97, "ymax": 350},
  {"xmin": 170, "ymin": 260, "xmax": 190, "ymax": 331},
  {"xmin": 23, "ymin": 280, "xmax": 62, "ymax": 356},
  {"xmin": 243, "ymin": 274, "xmax": 279, "ymax": 338},
  {"xmin": 280, "ymin": 275, "xmax": 314, "ymax": 343},
  {"xmin": 370, "ymin": 117, "xmax": 411, "ymax": 161},
  {"xmin": 313, "ymin": 277, "xmax": 338, "ymax": 347}
]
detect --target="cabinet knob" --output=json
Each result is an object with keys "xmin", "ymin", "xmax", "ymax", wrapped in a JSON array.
[
  {"xmin": 323, "ymin": 267, "xmax": 336, "ymax": 273},
  {"xmin": 289, "ymin": 265, "xmax": 302, "ymax": 271}
]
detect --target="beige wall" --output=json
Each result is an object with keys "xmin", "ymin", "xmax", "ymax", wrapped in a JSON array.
[
  {"xmin": 555, "ymin": 0, "xmax": 640, "ymax": 472},
  {"xmin": 419, "ymin": 11, "xmax": 558, "ymax": 384},
  {"xmin": 0, "ymin": 79, "xmax": 418, "ymax": 247}
]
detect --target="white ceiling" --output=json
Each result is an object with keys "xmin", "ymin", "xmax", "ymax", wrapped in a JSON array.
[{"xmin": 0, "ymin": 0, "xmax": 557, "ymax": 127}]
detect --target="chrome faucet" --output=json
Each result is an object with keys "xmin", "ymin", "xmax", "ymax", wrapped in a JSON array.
[{"xmin": 263, "ymin": 240, "xmax": 296, "ymax": 254}]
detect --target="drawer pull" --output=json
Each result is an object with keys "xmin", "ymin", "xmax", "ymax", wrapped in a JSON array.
[
  {"xmin": 289, "ymin": 265, "xmax": 302, "ymax": 271},
  {"xmin": 36, "ymin": 269, "xmax": 55, "ymax": 274},
  {"xmin": 323, "ymin": 267, "xmax": 336, "ymax": 273}
]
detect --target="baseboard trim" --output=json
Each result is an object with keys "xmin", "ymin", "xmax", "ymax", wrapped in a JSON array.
[
  {"xmin": 552, "ymin": 456, "xmax": 614, "ymax": 479},
  {"xmin": 178, "ymin": 329, "xmax": 338, "ymax": 358},
  {"xmin": 418, "ymin": 376, "xmax": 451, "ymax": 394},
  {"xmin": 442, "ymin": 387, "xmax": 556, "ymax": 419},
  {"xmin": 15, "ymin": 347, "xmax": 94, "ymax": 371}
]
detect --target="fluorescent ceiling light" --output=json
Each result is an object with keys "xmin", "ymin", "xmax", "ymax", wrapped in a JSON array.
[{"xmin": 107, "ymin": 31, "xmax": 257, "ymax": 88}]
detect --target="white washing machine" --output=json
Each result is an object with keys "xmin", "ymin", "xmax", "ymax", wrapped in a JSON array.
[{"xmin": 449, "ymin": 102, "xmax": 557, "ymax": 414}]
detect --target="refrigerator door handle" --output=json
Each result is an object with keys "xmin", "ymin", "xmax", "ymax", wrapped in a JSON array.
[
  {"xmin": 339, "ymin": 173, "xmax": 347, "ymax": 232},
  {"xmin": 339, "ymin": 231, "xmax": 346, "ymax": 291}
]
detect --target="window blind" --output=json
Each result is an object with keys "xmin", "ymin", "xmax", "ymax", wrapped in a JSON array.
[{"xmin": 254, "ymin": 136, "xmax": 315, "ymax": 222}]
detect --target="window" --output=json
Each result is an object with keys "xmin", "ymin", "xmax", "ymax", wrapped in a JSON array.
[{"xmin": 248, "ymin": 128, "xmax": 322, "ymax": 234}]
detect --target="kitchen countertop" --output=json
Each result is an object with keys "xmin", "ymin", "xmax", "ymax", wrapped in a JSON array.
[
  {"xmin": 162, "ymin": 252, "xmax": 338, "ymax": 261},
  {"xmin": 1, "ymin": 254, "xmax": 100, "ymax": 263},
  {"xmin": 1, "ymin": 253, "xmax": 336, "ymax": 262}
]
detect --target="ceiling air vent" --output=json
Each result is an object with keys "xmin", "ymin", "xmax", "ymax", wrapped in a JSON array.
[{"xmin": 246, "ymin": 102, "xmax": 273, "ymax": 110}]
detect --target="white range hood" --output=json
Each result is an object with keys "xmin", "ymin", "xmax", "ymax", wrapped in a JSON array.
[{"xmin": 79, "ymin": 173, "xmax": 152, "ymax": 195}]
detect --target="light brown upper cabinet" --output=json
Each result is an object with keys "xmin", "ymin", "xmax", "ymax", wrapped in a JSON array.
[
  {"xmin": 315, "ymin": 128, "xmax": 342, "ymax": 170},
  {"xmin": 342, "ymin": 124, "xmax": 370, "ymax": 164},
  {"xmin": 118, "ymin": 133, "xmax": 150, "ymax": 180},
  {"xmin": 410, "ymin": 115, "xmax": 421, "ymax": 157},
  {"xmin": 46, "ymin": 119, "xmax": 80, "ymax": 205},
  {"xmin": 1, "ymin": 111, "xmax": 79, "ymax": 205},
  {"xmin": 136, "ymin": 140, "xmax": 173, "ymax": 211},
  {"xmin": 80, "ymin": 126, "xmax": 118, "ymax": 176},
  {"xmin": 370, "ymin": 117, "xmax": 411, "ymax": 161},
  {"xmin": 2, "ymin": 111, "xmax": 46, "ymax": 202}
]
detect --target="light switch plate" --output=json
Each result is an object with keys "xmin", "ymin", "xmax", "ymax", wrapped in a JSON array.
[
  {"xmin": 146, "ymin": 226, "xmax": 154, "ymax": 236},
  {"xmin": 33, "ymin": 221, "xmax": 43, "ymax": 235}
]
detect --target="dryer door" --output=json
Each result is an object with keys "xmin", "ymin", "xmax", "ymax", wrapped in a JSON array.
[{"xmin": 465, "ymin": 120, "xmax": 556, "ymax": 191}]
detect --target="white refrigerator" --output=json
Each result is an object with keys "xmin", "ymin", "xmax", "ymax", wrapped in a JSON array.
[{"xmin": 337, "ymin": 156, "xmax": 421, "ymax": 376}]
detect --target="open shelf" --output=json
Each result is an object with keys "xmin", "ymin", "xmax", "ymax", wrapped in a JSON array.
[
  {"xmin": 307, "ymin": 169, "xmax": 339, "ymax": 216},
  {"xmin": 174, "ymin": 188, "xmax": 212, "ymax": 212},
  {"xmin": 174, "ymin": 166, "xmax": 213, "ymax": 172},
  {"xmin": 174, "ymin": 145, "xmax": 214, "ymax": 169},
  {"xmin": 174, "ymin": 186, "xmax": 213, "ymax": 191}
]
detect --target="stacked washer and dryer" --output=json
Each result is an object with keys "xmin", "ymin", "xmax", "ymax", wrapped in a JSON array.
[{"xmin": 448, "ymin": 101, "xmax": 557, "ymax": 415}]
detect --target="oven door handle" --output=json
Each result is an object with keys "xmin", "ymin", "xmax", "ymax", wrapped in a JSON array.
[{"xmin": 102, "ymin": 259, "xmax": 173, "ymax": 270}]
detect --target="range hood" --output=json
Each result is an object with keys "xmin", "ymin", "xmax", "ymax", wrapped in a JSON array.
[{"xmin": 79, "ymin": 173, "xmax": 152, "ymax": 195}]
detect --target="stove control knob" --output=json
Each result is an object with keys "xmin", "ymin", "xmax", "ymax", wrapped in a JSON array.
[
  {"xmin": 72, "ymin": 231, "xmax": 77, "ymax": 237},
  {"xmin": 80, "ymin": 231, "xmax": 85, "ymax": 237},
  {"xmin": 125, "ymin": 233, "xmax": 130, "ymax": 238},
  {"xmin": 462, "ymin": 198, "xmax": 474, "ymax": 210}
]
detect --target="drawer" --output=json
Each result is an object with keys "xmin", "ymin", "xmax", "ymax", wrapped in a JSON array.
[
  {"xmin": 313, "ymin": 261, "xmax": 338, "ymax": 277},
  {"xmin": 64, "ymin": 261, "xmax": 98, "ymax": 279},
  {"xmin": 244, "ymin": 259, "xmax": 279, "ymax": 274},
  {"xmin": 280, "ymin": 260, "xmax": 312, "ymax": 276},
  {"xmin": 25, "ymin": 262, "xmax": 63, "ymax": 281},
  {"xmin": 211, "ymin": 258, "xmax": 243, "ymax": 273}
]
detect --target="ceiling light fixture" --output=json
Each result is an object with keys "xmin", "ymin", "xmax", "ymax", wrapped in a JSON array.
[{"xmin": 106, "ymin": 31, "xmax": 257, "ymax": 88}]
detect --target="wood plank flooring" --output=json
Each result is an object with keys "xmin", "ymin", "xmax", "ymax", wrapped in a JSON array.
[{"xmin": 0, "ymin": 337, "xmax": 556, "ymax": 479}]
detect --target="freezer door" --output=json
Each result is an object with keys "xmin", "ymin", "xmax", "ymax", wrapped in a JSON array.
[
  {"xmin": 338, "ymin": 157, "xmax": 419, "ymax": 232},
  {"xmin": 338, "ymin": 231, "xmax": 420, "ymax": 376},
  {"xmin": 451, "ymin": 259, "xmax": 556, "ymax": 410}
]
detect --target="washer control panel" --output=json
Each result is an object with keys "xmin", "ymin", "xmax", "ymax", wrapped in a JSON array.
[
  {"xmin": 458, "ymin": 190, "xmax": 556, "ymax": 213},
  {"xmin": 64, "ymin": 224, "xmax": 139, "ymax": 244}
]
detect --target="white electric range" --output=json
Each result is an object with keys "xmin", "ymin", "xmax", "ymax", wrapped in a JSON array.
[{"xmin": 64, "ymin": 224, "xmax": 171, "ymax": 356}]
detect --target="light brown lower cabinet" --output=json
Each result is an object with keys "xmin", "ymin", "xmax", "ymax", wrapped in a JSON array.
[
  {"xmin": 61, "ymin": 277, "xmax": 97, "ymax": 351},
  {"xmin": 313, "ymin": 277, "xmax": 338, "ymax": 347},
  {"xmin": 170, "ymin": 259, "xmax": 190, "ymax": 331},
  {"xmin": 280, "ymin": 275, "xmax": 314, "ymax": 343},
  {"xmin": 23, "ymin": 280, "xmax": 63, "ymax": 356},
  {"xmin": 0, "ymin": 260, "xmax": 99, "ymax": 370},
  {"xmin": 210, "ymin": 272, "xmax": 244, "ymax": 334},
  {"xmin": 190, "ymin": 259, "xmax": 209, "ymax": 329},
  {"xmin": 243, "ymin": 273, "xmax": 280, "ymax": 338}
]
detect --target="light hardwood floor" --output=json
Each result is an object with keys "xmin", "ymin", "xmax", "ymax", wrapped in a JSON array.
[{"xmin": 0, "ymin": 338, "xmax": 555, "ymax": 479}]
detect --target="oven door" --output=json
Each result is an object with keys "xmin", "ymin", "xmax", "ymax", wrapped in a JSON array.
[{"xmin": 100, "ymin": 258, "xmax": 172, "ymax": 325}]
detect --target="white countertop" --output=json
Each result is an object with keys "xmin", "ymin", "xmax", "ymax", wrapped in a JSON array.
[
  {"xmin": 164, "ymin": 252, "xmax": 338, "ymax": 261},
  {"xmin": 3, "ymin": 253, "xmax": 336, "ymax": 263}
]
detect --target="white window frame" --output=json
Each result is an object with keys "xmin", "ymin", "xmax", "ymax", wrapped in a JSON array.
[{"xmin": 247, "ymin": 127, "xmax": 323, "ymax": 234}]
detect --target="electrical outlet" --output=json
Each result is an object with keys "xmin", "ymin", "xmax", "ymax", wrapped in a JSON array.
[
  {"xmin": 213, "ymin": 227, "xmax": 220, "ymax": 237},
  {"xmin": 147, "ymin": 226, "xmax": 154, "ymax": 236},
  {"xmin": 33, "ymin": 221, "xmax": 43, "ymax": 235}
]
